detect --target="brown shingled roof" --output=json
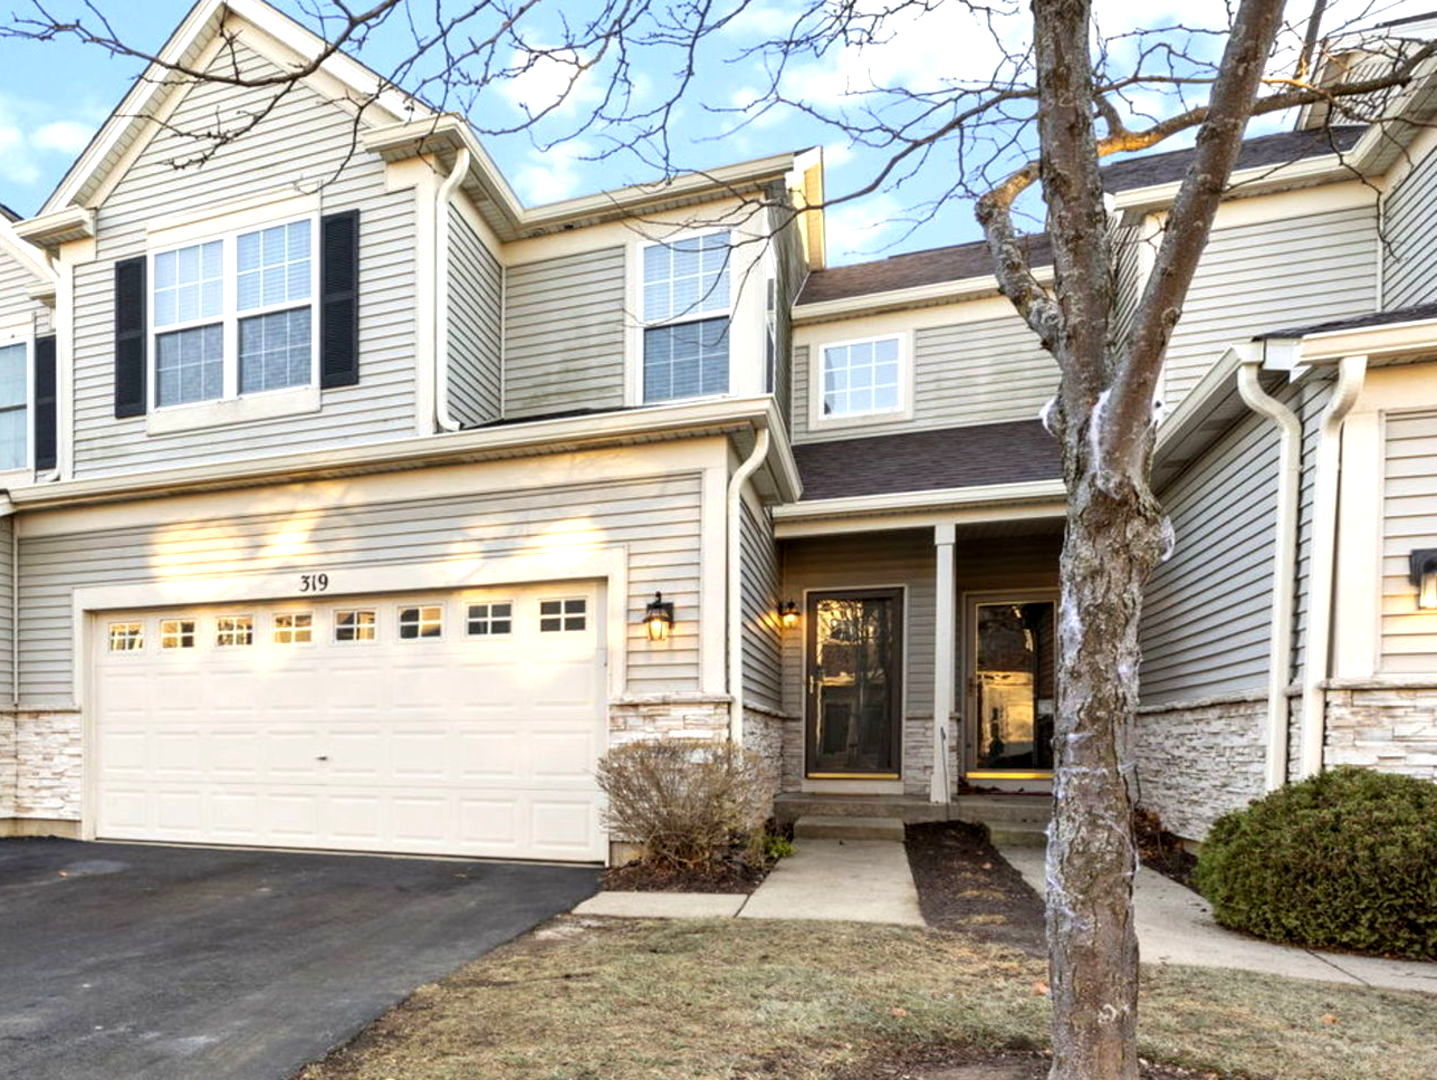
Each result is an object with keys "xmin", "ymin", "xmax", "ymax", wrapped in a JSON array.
[
  {"xmin": 1100, "ymin": 124, "xmax": 1366, "ymax": 193},
  {"xmin": 797, "ymin": 234, "xmax": 1051, "ymax": 306},
  {"xmin": 794, "ymin": 420, "xmax": 1062, "ymax": 501}
]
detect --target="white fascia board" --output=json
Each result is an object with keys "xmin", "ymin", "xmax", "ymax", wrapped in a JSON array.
[
  {"xmin": 772, "ymin": 478, "xmax": 1067, "ymax": 524},
  {"xmin": 9, "ymin": 396, "xmax": 784, "ymax": 512},
  {"xmin": 12, "ymin": 207, "xmax": 95, "ymax": 250},
  {"xmin": 791, "ymin": 265, "xmax": 1056, "ymax": 325},
  {"xmin": 0, "ymin": 219, "xmax": 57, "ymax": 287},
  {"xmin": 1295, "ymin": 317, "xmax": 1437, "ymax": 363},
  {"xmin": 1110, "ymin": 153, "xmax": 1360, "ymax": 213}
]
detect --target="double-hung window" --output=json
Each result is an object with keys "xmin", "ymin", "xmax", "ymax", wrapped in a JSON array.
[
  {"xmin": 151, "ymin": 217, "xmax": 315, "ymax": 408},
  {"xmin": 820, "ymin": 336, "xmax": 903, "ymax": 420},
  {"xmin": 0, "ymin": 337, "xmax": 27, "ymax": 470},
  {"xmin": 642, "ymin": 231, "xmax": 731, "ymax": 403}
]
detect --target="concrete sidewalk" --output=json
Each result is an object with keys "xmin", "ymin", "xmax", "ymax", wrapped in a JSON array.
[{"xmin": 999, "ymin": 845, "xmax": 1437, "ymax": 995}]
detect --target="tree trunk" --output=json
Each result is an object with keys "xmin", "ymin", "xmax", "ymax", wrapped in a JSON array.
[{"xmin": 1047, "ymin": 457, "xmax": 1164, "ymax": 1080}]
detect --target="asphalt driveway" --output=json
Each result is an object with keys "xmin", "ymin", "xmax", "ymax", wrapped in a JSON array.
[{"xmin": 0, "ymin": 838, "xmax": 598, "ymax": 1080}]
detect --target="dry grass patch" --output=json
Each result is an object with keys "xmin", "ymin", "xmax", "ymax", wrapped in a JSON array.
[{"xmin": 295, "ymin": 918, "xmax": 1437, "ymax": 1080}]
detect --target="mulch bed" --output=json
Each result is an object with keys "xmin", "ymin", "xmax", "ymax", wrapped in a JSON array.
[
  {"xmin": 1134, "ymin": 810, "xmax": 1199, "ymax": 890},
  {"xmin": 904, "ymin": 820, "xmax": 1047, "ymax": 955},
  {"xmin": 600, "ymin": 855, "xmax": 769, "ymax": 894}
]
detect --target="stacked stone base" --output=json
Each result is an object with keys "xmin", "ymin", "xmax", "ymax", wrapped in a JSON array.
[
  {"xmin": 1324, "ymin": 685, "xmax": 1437, "ymax": 775},
  {"xmin": 0, "ymin": 710, "xmax": 82, "ymax": 836}
]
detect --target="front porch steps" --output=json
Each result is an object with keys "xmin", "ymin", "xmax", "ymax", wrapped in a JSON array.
[
  {"xmin": 793, "ymin": 815, "xmax": 906, "ymax": 842},
  {"xmin": 775, "ymin": 793, "xmax": 1053, "ymax": 848}
]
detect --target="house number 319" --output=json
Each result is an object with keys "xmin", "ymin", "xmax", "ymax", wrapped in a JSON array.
[{"xmin": 299, "ymin": 573, "xmax": 331, "ymax": 593}]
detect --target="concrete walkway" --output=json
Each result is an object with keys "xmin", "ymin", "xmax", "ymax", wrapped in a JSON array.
[
  {"xmin": 999, "ymin": 845, "xmax": 1437, "ymax": 995},
  {"xmin": 574, "ymin": 837, "xmax": 925, "ymax": 926}
]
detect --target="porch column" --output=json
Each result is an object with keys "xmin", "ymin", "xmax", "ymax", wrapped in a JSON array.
[{"xmin": 931, "ymin": 524, "xmax": 956, "ymax": 803}]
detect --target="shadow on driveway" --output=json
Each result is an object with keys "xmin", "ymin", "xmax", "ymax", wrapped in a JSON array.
[{"xmin": 0, "ymin": 838, "xmax": 598, "ymax": 1080}]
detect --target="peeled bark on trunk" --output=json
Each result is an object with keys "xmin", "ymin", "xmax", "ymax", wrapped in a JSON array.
[{"xmin": 1046, "ymin": 460, "xmax": 1164, "ymax": 1080}]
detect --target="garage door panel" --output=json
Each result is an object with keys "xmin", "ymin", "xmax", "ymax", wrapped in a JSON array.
[{"xmin": 95, "ymin": 583, "xmax": 607, "ymax": 861}]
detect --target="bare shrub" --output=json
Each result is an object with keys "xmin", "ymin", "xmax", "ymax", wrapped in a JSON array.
[{"xmin": 596, "ymin": 739, "xmax": 774, "ymax": 871}]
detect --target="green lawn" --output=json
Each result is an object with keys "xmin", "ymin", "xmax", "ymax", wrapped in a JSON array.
[{"xmin": 296, "ymin": 917, "xmax": 1437, "ymax": 1080}]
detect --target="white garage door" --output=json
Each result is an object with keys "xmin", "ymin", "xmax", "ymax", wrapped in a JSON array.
[{"xmin": 93, "ymin": 582, "xmax": 607, "ymax": 862}]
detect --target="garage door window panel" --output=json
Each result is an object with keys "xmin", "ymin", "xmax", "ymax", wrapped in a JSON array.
[
  {"xmin": 217, "ymin": 616, "xmax": 254, "ymax": 647},
  {"xmin": 160, "ymin": 619, "xmax": 196, "ymax": 649},
  {"xmin": 540, "ymin": 598, "xmax": 587, "ymax": 632},
  {"xmin": 398, "ymin": 605, "xmax": 443, "ymax": 640},
  {"xmin": 273, "ymin": 612, "xmax": 313, "ymax": 644},
  {"xmin": 108, "ymin": 621, "xmax": 145, "ymax": 652},
  {"xmin": 335, "ymin": 609, "xmax": 377, "ymax": 642},
  {"xmin": 467, "ymin": 602, "xmax": 513, "ymax": 636}
]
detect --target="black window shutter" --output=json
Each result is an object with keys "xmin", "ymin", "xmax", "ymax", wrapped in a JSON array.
[
  {"xmin": 320, "ymin": 209, "xmax": 360, "ymax": 389},
  {"xmin": 33, "ymin": 334, "xmax": 57, "ymax": 471},
  {"xmin": 114, "ymin": 256, "xmax": 147, "ymax": 418}
]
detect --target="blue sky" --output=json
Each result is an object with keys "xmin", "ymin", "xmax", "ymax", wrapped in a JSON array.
[{"xmin": 0, "ymin": 0, "xmax": 1429, "ymax": 264}]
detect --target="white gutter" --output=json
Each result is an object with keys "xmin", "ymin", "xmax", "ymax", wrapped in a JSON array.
[
  {"xmin": 1236, "ymin": 357, "xmax": 1302, "ymax": 790},
  {"xmin": 727, "ymin": 427, "xmax": 771, "ymax": 743},
  {"xmin": 434, "ymin": 146, "xmax": 471, "ymax": 433},
  {"xmin": 1299, "ymin": 354, "xmax": 1368, "ymax": 778}
]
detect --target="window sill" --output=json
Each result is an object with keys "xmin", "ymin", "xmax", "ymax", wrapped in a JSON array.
[
  {"xmin": 808, "ymin": 406, "xmax": 912, "ymax": 433},
  {"xmin": 147, "ymin": 385, "xmax": 321, "ymax": 436}
]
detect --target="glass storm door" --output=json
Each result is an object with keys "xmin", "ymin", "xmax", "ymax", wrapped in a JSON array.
[
  {"xmin": 968, "ymin": 598, "xmax": 1056, "ymax": 777},
  {"xmin": 806, "ymin": 589, "xmax": 903, "ymax": 777}
]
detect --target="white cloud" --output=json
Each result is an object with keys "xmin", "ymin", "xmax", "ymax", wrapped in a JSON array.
[
  {"xmin": 497, "ymin": 45, "xmax": 603, "ymax": 118},
  {"xmin": 0, "ymin": 96, "xmax": 99, "ymax": 191},
  {"xmin": 511, "ymin": 140, "xmax": 596, "ymax": 204},
  {"xmin": 824, "ymin": 193, "xmax": 905, "ymax": 260},
  {"xmin": 0, "ymin": 124, "xmax": 38, "ymax": 185},
  {"xmin": 32, "ymin": 120, "xmax": 91, "ymax": 154},
  {"xmin": 823, "ymin": 141, "xmax": 856, "ymax": 169}
]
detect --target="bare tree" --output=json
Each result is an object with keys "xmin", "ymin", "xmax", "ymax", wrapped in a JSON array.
[{"xmin": 5, "ymin": 2, "xmax": 1434, "ymax": 1077}]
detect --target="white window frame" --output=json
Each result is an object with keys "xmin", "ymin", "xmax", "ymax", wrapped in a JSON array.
[
  {"xmin": 0, "ymin": 318, "xmax": 34, "ymax": 482},
  {"xmin": 272, "ymin": 611, "xmax": 315, "ymax": 645},
  {"xmin": 107, "ymin": 620, "xmax": 146, "ymax": 653},
  {"xmin": 144, "ymin": 195, "xmax": 322, "ymax": 435},
  {"xmin": 539, "ymin": 596, "xmax": 588, "ymax": 633},
  {"xmin": 333, "ymin": 608, "xmax": 379, "ymax": 644},
  {"xmin": 466, "ymin": 600, "xmax": 514, "ymax": 637},
  {"xmin": 396, "ymin": 603, "xmax": 445, "ymax": 641},
  {"xmin": 807, "ymin": 331, "xmax": 913, "ymax": 433},
  {"xmin": 159, "ymin": 617, "xmax": 197, "ymax": 650},
  {"xmin": 627, "ymin": 227, "xmax": 736, "ymax": 406},
  {"xmin": 215, "ymin": 614, "xmax": 255, "ymax": 647}
]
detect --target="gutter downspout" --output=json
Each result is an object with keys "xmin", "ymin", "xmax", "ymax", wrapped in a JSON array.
[
  {"xmin": 434, "ymin": 147, "xmax": 472, "ymax": 433},
  {"xmin": 1300, "ymin": 354, "xmax": 1367, "ymax": 779},
  {"xmin": 1236, "ymin": 360, "xmax": 1301, "ymax": 791},
  {"xmin": 728, "ymin": 426, "xmax": 771, "ymax": 743}
]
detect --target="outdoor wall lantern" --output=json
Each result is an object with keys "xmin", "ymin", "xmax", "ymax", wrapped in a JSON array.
[
  {"xmin": 1410, "ymin": 549, "xmax": 1437, "ymax": 610},
  {"xmin": 779, "ymin": 600, "xmax": 800, "ymax": 629},
  {"xmin": 644, "ymin": 591, "xmax": 675, "ymax": 641}
]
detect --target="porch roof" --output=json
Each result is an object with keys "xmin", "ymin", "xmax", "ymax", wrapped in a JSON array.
[{"xmin": 791, "ymin": 420, "xmax": 1062, "ymax": 501}]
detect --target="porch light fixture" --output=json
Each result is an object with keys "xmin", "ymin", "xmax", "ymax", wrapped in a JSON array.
[
  {"xmin": 779, "ymin": 600, "xmax": 800, "ymax": 629},
  {"xmin": 644, "ymin": 591, "xmax": 675, "ymax": 641},
  {"xmin": 1411, "ymin": 550, "xmax": 1437, "ymax": 610}
]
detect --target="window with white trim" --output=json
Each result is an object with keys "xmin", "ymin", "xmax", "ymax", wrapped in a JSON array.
[
  {"xmin": 0, "ymin": 339, "xmax": 28, "ymax": 470},
  {"xmin": 108, "ymin": 621, "xmax": 144, "ymax": 652},
  {"xmin": 152, "ymin": 218, "xmax": 315, "ymax": 408},
  {"xmin": 398, "ymin": 605, "xmax": 443, "ymax": 640},
  {"xmin": 642, "ymin": 231, "xmax": 731, "ymax": 402},
  {"xmin": 160, "ymin": 619, "xmax": 196, "ymax": 649},
  {"xmin": 273, "ymin": 612, "xmax": 313, "ymax": 644},
  {"xmin": 820, "ymin": 336, "xmax": 902, "ymax": 419},
  {"xmin": 540, "ymin": 598, "xmax": 587, "ymax": 633},
  {"xmin": 334, "ymin": 609, "xmax": 377, "ymax": 642},
  {"xmin": 467, "ymin": 602, "xmax": 513, "ymax": 636},
  {"xmin": 216, "ymin": 616, "xmax": 254, "ymax": 646}
]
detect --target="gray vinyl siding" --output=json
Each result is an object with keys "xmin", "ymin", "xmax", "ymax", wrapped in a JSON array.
[
  {"xmin": 1291, "ymin": 377, "xmax": 1332, "ymax": 681},
  {"xmin": 503, "ymin": 247, "xmax": 626, "ymax": 418},
  {"xmin": 1381, "ymin": 410, "xmax": 1437, "ymax": 672},
  {"xmin": 792, "ymin": 313, "xmax": 1057, "ymax": 443},
  {"xmin": 1383, "ymin": 149, "xmax": 1437, "ymax": 310},
  {"xmin": 0, "ymin": 247, "xmax": 51, "ymax": 335},
  {"xmin": 1110, "ymin": 218, "xmax": 1145, "ymax": 353},
  {"xmin": 72, "ymin": 41, "xmax": 417, "ymax": 478},
  {"xmin": 740, "ymin": 492, "xmax": 782, "ymax": 713},
  {"xmin": 770, "ymin": 204, "xmax": 805, "ymax": 432},
  {"xmin": 18, "ymin": 472, "xmax": 704, "ymax": 706},
  {"xmin": 1162, "ymin": 206, "xmax": 1377, "ymax": 408},
  {"xmin": 446, "ymin": 207, "xmax": 502, "ymax": 426},
  {"xmin": 1141, "ymin": 398, "xmax": 1289, "ymax": 704},
  {"xmin": 0, "ymin": 513, "xmax": 11, "ymax": 697}
]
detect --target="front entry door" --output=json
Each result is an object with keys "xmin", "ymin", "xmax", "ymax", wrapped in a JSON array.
[
  {"xmin": 966, "ymin": 595, "xmax": 1057, "ymax": 779},
  {"xmin": 806, "ymin": 589, "xmax": 903, "ymax": 777}
]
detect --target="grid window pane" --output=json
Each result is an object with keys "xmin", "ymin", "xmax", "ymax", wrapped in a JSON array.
[
  {"xmin": 398, "ymin": 605, "xmax": 443, "ymax": 640},
  {"xmin": 643, "ymin": 232, "xmax": 730, "ymax": 321},
  {"xmin": 216, "ymin": 616, "xmax": 254, "ymax": 646},
  {"xmin": 467, "ymin": 602, "xmax": 513, "ymax": 636},
  {"xmin": 0, "ymin": 342, "xmax": 29, "ymax": 470},
  {"xmin": 822, "ymin": 338, "xmax": 902, "ymax": 418},
  {"xmin": 239, "ymin": 308, "xmax": 311, "ymax": 392},
  {"xmin": 274, "ymin": 612, "xmax": 313, "ymax": 644},
  {"xmin": 108, "ymin": 622, "xmax": 144, "ymax": 652},
  {"xmin": 335, "ymin": 609, "xmax": 377, "ymax": 642},
  {"xmin": 0, "ymin": 342, "xmax": 26, "ymax": 408},
  {"xmin": 643, "ymin": 318, "xmax": 729, "ymax": 403},
  {"xmin": 540, "ymin": 598, "xmax": 586, "ymax": 633},
  {"xmin": 154, "ymin": 241, "xmax": 223, "ymax": 329},
  {"xmin": 238, "ymin": 220, "xmax": 311, "ymax": 311},
  {"xmin": 156, "ymin": 324, "xmax": 224, "ymax": 406},
  {"xmin": 160, "ymin": 619, "xmax": 196, "ymax": 649}
]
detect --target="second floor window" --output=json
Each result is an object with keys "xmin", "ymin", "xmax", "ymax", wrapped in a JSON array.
[
  {"xmin": 642, "ymin": 231, "xmax": 731, "ymax": 403},
  {"xmin": 821, "ymin": 336, "xmax": 902, "ymax": 419},
  {"xmin": 152, "ymin": 218, "xmax": 315, "ymax": 408},
  {"xmin": 0, "ymin": 341, "xmax": 27, "ymax": 470}
]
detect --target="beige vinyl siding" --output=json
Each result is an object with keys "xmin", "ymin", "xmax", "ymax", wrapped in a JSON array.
[
  {"xmin": 1162, "ymin": 206, "xmax": 1377, "ymax": 408},
  {"xmin": 503, "ymin": 247, "xmax": 626, "ymax": 418},
  {"xmin": 72, "ymin": 42, "xmax": 417, "ymax": 478},
  {"xmin": 0, "ymin": 513, "xmax": 11, "ymax": 696},
  {"xmin": 769, "ymin": 205, "xmax": 805, "ymax": 432},
  {"xmin": 793, "ymin": 314, "xmax": 1057, "ymax": 443},
  {"xmin": 1141, "ymin": 403, "xmax": 1286, "ymax": 704},
  {"xmin": 740, "ymin": 491, "xmax": 782, "ymax": 713},
  {"xmin": 1381, "ymin": 410, "xmax": 1437, "ymax": 672},
  {"xmin": 0, "ymin": 247, "xmax": 51, "ymax": 335},
  {"xmin": 446, "ymin": 206, "xmax": 502, "ymax": 426},
  {"xmin": 17, "ymin": 472, "xmax": 704, "ymax": 706},
  {"xmin": 1383, "ymin": 150, "xmax": 1437, "ymax": 310}
]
